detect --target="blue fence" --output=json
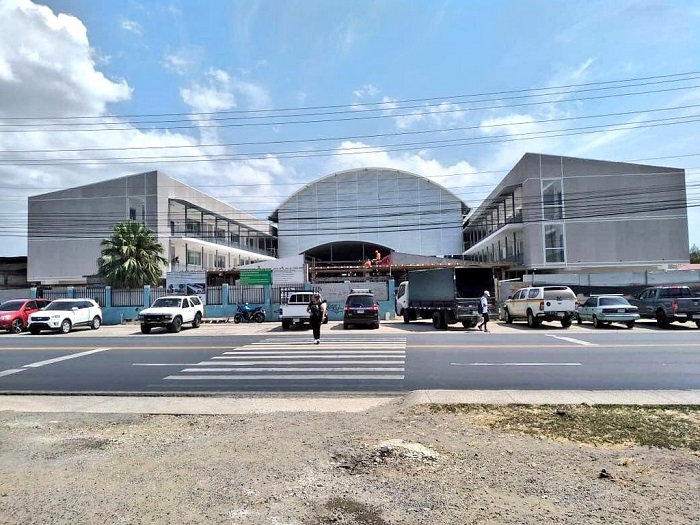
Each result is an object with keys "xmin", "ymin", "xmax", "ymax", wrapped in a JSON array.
[{"xmin": 30, "ymin": 282, "xmax": 396, "ymax": 326}]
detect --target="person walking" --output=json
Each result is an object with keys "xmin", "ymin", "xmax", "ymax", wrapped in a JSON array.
[
  {"xmin": 477, "ymin": 290, "xmax": 491, "ymax": 332},
  {"xmin": 307, "ymin": 293, "xmax": 326, "ymax": 344}
]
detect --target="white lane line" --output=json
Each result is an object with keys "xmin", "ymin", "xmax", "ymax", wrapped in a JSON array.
[
  {"xmin": 221, "ymin": 350, "xmax": 406, "ymax": 356},
  {"xmin": 22, "ymin": 348, "xmax": 111, "ymax": 368},
  {"xmin": 451, "ymin": 362, "xmax": 581, "ymax": 366},
  {"xmin": 165, "ymin": 374, "xmax": 405, "ymax": 380},
  {"xmin": 196, "ymin": 360, "xmax": 405, "ymax": 366},
  {"xmin": 0, "ymin": 368, "xmax": 27, "ymax": 378},
  {"xmin": 180, "ymin": 367, "xmax": 405, "ymax": 372},
  {"xmin": 133, "ymin": 363, "xmax": 199, "ymax": 367},
  {"xmin": 544, "ymin": 334, "xmax": 598, "ymax": 346}
]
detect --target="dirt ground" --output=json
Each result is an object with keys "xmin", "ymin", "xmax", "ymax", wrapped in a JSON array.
[{"xmin": 1, "ymin": 400, "xmax": 699, "ymax": 525}]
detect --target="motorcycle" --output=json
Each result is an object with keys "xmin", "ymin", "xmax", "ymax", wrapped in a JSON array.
[{"xmin": 233, "ymin": 303, "xmax": 266, "ymax": 323}]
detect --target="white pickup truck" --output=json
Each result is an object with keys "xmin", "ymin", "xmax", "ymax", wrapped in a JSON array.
[
  {"xmin": 280, "ymin": 291, "xmax": 328, "ymax": 330},
  {"xmin": 503, "ymin": 286, "xmax": 577, "ymax": 328},
  {"xmin": 138, "ymin": 295, "xmax": 204, "ymax": 333}
]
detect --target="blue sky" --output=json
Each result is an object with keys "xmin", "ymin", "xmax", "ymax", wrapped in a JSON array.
[{"xmin": 1, "ymin": 0, "xmax": 699, "ymax": 257}]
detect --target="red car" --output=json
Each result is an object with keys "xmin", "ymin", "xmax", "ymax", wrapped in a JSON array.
[{"xmin": 0, "ymin": 298, "xmax": 52, "ymax": 334}]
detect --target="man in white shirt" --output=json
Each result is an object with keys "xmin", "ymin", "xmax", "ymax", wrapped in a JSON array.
[{"xmin": 477, "ymin": 290, "xmax": 491, "ymax": 332}]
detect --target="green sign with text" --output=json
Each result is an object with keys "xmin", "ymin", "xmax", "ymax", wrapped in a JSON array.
[{"xmin": 239, "ymin": 269, "xmax": 272, "ymax": 285}]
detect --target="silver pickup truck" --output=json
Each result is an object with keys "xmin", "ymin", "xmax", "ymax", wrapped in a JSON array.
[{"xmin": 628, "ymin": 286, "xmax": 700, "ymax": 328}]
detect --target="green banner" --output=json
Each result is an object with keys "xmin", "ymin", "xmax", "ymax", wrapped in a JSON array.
[{"xmin": 239, "ymin": 269, "xmax": 272, "ymax": 285}]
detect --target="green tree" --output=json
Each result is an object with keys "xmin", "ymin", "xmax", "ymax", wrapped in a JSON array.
[
  {"xmin": 97, "ymin": 221, "xmax": 168, "ymax": 287},
  {"xmin": 691, "ymin": 244, "xmax": 700, "ymax": 264}
]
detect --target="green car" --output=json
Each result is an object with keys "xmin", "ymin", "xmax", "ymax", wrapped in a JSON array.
[{"xmin": 575, "ymin": 295, "xmax": 640, "ymax": 329}]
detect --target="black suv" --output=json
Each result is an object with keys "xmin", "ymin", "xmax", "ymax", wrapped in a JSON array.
[{"xmin": 343, "ymin": 289, "xmax": 380, "ymax": 329}]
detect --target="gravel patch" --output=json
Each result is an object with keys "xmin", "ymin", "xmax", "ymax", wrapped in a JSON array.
[{"xmin": 0, "ymin": 402, "xmax": 698, "ymax": 524}]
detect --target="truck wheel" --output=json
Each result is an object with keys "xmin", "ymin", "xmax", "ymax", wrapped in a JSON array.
[
  {"xmin": 343, "ymin": 322, "xmax": 349, "ymax": 329},
  {"xmin": 504, "ymin": 308, "xmax": 513, "ymax": 324},
  {"xmin": 626, "ymin": 321, "xmax": 635, "ymax": 329},
  {"xmin": 656, "ymin": 310, "xmax": 671, "ymax": 328},
  {"xmin": 281, "ymin": 319, "xmax": 290, "ymax": 330},
  {"xmin": 592, "ymin": 315, "xmax": 602, "ymax": 329},
  {"xmin": 10, "ymin": 319, "xmax": 23, "ymax": 334},
  {"xmin": 402, "ymin": 309, "xmax": 410, "ymax": 324},
  {"xmin": 140, "ymin": 324, "xmax": 151, "ymax": 334},
  {"xmin": 561, "ymin": 316, "xmax": 572, "ymax": 328},
  {"xmin": 696, "ymin": 320, "xmax": 700, "ymax": 329},
  {"xmin": 192, "ymin": 313, "xmax": 202, "ymax": 328},
  {"xmin": 526, "ymin": 310, "xmax": 537, "ymax": 328},
  {"xmin": 168, "ymin": 317, "xmax": 182, "ymax": 333}
]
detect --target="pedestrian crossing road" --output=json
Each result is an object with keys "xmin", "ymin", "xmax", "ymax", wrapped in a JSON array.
[{"xmin": 162, "ymin": 336, "xmax": 407, "ymax": 382}]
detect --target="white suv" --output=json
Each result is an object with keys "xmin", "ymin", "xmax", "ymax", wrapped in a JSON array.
[
  {"xmin": 27, "ymin": 299, "xmax": 102, "ymax": 334},
  {"xmin": 503, "ymin": 286, "xmax": 577, "ymax": 328}
]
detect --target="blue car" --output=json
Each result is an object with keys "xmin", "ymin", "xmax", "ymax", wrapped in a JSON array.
[{"xmin": 575, "ymin": 295, "xmax": 640, "ymax": 329}]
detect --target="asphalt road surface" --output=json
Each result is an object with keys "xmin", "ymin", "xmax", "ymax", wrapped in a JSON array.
[{"xmin": 0, "ymin": 321, "xmax": 699, "ymax": 393}]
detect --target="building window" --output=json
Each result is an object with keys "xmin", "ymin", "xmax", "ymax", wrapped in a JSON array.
[
  {"xmin": 544, "ymin": 223, "xmax": 565, "ymax": 263},
  {"xmin": 186, "ymin": 249, "xmax": 202, "ymax": 266},
  {"xmin": 542, "ymin": 179, "xmax": 563, "ymax": 220},
  {"xmin": 186, "ymin": 219, "xmax": 200, "ymax": 235},
  {"xmin": 215, "ymin": 255, "xmax": 226, "ymax": 268}
]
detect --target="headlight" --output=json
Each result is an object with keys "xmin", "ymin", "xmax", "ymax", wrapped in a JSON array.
[{"xmin": 50, "ymin": 314, "xmax": 61, "ymax": 319}]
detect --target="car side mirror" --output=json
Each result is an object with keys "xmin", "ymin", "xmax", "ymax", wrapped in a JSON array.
[
  {"xmin": 507, "ymin": 295, "xmax": 513, "ymax": 300},
  {"xmin": 71, "ymin": 307, "xmax": 78, "ymax": 311}
]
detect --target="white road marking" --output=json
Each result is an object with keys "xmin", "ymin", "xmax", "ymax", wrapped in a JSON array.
[
  {"xmin": 180, "ymin": 367, "xmax": 405, "ymax": 372},
  {"xmin": 22, "ymin": 348, "xmax": 111, "ymax": 368},
  {"xmin": 217, "ymin": 352, "xmax": 405, "ymax": 357},
  {"xmin": 451, "ymin": 362, "xmax": 582, "ymax": 366},
  {"xmin": 0, "ymin": 369, "xmax": 27, "ymax": 378},
  {"xmin": 196, "ymin": 360, "xmax": 405, "ymax": 366},
  {"xmin": 164, "ymin": 374, "xmax": 405, "ymax": 380},
  {"xmin": 544, "ymin": 334, "xmax": 598, "ymax": 346}
]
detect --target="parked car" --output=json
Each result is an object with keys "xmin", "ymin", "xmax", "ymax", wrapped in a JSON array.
[
  {"xmin": 27, "ymin": 299, "xmax": 102, "ymax": 334},
  {"xmin": 575, "ymin": 295, "xmax": 640, "ymax": 329},
  {"xmin": 503, "ymin": 286, "xmax": 577, "ymax": 328},
  {"xmin": 627, "ymin": 286, "xmax": 700, "ymax": 328},
  {"xmin": 138, "ymin": 295, "xmax": 204, "ymax": 333},
  {"xmin": 280, "ymin": 291, "xmax": 328, "ymax": 330},
  {"xmin": 0, "ymin": 298, "xmax": 52, "ymax": 334},
  {"xmin": 343, "ymin": 289, "xmax": 380, "ymax": 329}
]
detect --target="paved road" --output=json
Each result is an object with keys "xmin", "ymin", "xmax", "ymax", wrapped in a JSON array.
[{"xmin": 0, "ymin": 320, "xmax": 698, "ymax": 393}]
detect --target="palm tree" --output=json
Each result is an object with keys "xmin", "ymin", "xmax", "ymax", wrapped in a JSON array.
[{"xmin": 97, "ymin": 221, "xmax": 168, "ymax": 287}]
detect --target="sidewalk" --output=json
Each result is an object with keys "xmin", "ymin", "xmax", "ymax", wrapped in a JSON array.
[{"xmin": 2, "ymin": 390, "xmax": 700, "ymax": 414}]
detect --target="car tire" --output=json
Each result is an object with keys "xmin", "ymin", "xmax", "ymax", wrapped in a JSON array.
[
  {"xmin": 90, "ymin": 316, "xmax": 101, "ymax": 330},
  {"xmin": 626, "ymin": 321, "xmax": 635, "ymax": 329},
  {"xmin": 561, "ymin": 316, "xmax": 572, "ymax": 328},
  {"xmin": 696, "ymin": 320, "xmax": 700, "ymax": 329},
  {"xmin": 372, "ymin": 322, "xmax": 380, "ymax": 329},
  {"xmin": 343, "ymin": 322, "xmax": 349, "ymax": 329},
  {"xmin": 10, "ymin": 319, "xmax": 23, "ymax": 334},
  {"xmin": 322, "ymin": 315, "xmax": 329, "ymax": 325},
  {"xmin": 140, "ymin": 324, "xmax": 151, "ymax": 334},
  {"xmin": 59, "ymin": 319, "xmax": 72, "ymax": 334},
  {"xmin": 592, "ymin": 315, "xmax": 602, "ymax": 329},
  {"xmin": 168, "ymin": 317, "xmax": 182, "ymax": 333},
  {"xmin": 656, "ymin": 309, "xmax": 671, "ymax": 328},
  {"xmin": 29, "ymin": 327, "xmax": 40, "ymax": 335},
  {"xmin": 526, "ymin": 310, "xmax": 537, "ymax": 328},
  {"xmin": 281, "ymin": 319, "xmax": 290, "ymax": 330},
  {"xmin": 576, "ymin": 314, "xmax": 582, "ymax": 325},
  {"xmin": 504, "ymin": 308, "xmax": 513, "ymax": 324},
  {"xmin": 192, "ymin": 313, "xmax": 202, "ymax": 328}
]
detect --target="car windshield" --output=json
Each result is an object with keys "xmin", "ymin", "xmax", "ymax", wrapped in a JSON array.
[
  {"xmin": 152, "ymin": 298, "xmax": 182, "ymax": 308},
  {"xmin": 599, "ymin": 297, "xmax": 630, "ymax": 306},
  {"xmin": 45, "ymin": 301, "xmax": 82, "ymax": 310},
  {"xmin": 0, "ymin": 301, "xmax": 24, "ymax": 311},
  {"xmin": 348, "ymin": 296, "xmax": 374, "ymax": 307}
]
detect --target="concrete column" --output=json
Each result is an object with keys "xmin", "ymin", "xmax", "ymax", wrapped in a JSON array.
[
  {"xmin": 222, "ymin": 283, "xmax": 229, "ymax": 307},
  {"xmin": 67, "ymin": 286, "xmax": 74, "ymax": 299},
  {"xmin": 105, "ymin": 286, "xmax": 112, "ymax": 308},
  {"xmin": 144, "ymin": 285, "xmax": 151, "ymax": 308}
]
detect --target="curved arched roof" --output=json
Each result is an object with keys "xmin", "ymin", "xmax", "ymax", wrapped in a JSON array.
[
  {"xmin": 274, "ymin": 167, "xmax": 470, "ymax": 216},
  {"xmin": 274, "ymin": 167, "xmax": 469, "ymax": 259}
]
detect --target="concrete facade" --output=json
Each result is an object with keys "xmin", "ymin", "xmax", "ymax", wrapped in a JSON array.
[
  {"xmin": 463, "ymin": 153, "xmax": 688, "ymax": 271},
  {"xmin": 273, "ymin": 167, "xmax": 468, "ymax": 260},
  {"xmin": 28, "ymin": 171, "xmax": 275, "ymax": 284}
]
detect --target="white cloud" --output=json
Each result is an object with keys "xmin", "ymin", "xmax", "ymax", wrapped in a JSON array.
[
  {"xmin": 180, "ymin": 68, "xmax": 271, "ymax": 115},
  {"xmin": 162, "ymin": 47, "xmax": 203, "ymax": 76},
  {"xmin": 382, "ymin": 98, "xmax": 467, "ymax": 130},
  {"xmin": 121, "ymin": 19, "xmax": 142, "ymax": 35},
  {"xmin": 326, "ymin": 141, "xmax": 481, "ymax": 198},
  {"xmin": 0, "ymin": 1, "xmax": 287, "ymax": 256},
  {"xmin": 353, "ymin": 83, "xmax": 379, "ymax": 99}
]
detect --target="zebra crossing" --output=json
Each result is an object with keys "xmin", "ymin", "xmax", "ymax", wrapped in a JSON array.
[{"xmin": 163, "ymin": 336, "xmax": 407, "ymax": 382}]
